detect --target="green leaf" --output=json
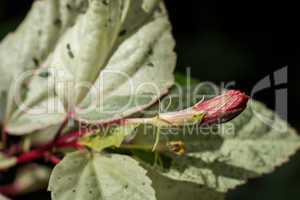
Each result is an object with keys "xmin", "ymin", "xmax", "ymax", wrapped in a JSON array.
[
  {"xmin": 48, "ymin": 151, "xmax": 156, "ymax": 200},
  {"xmin": 79, "ymin": 124, "xmax": 138, "ymax": 152},
  {"xmin": 159, "ymin": 100, "xmax": 300, "ymax": 192}
]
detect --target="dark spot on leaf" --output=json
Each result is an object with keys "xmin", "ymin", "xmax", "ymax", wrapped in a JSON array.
[
  {"xmin": 120, "ymin": 3, "xmax": 124, "ymax": 10},
  {"xmin": 54, "ymin": 18, "xmax": 62, "ymax": 27},
  {"xmin": 72, "ymin": 189, "xmax": 76, "ymax": 193},
  {"xmin": 39, "ymin": 71, "xmax": 51, "ymax": 78},
  {"xmin": 124, "ymin": 184, "xmax": 129, "ymax": 189},
  {"xmin": 32, "ymin": 58, "xmax": 39, "ymax": 67},
  {"xmin": 89, "ymin": 190, "xmax": 93, "ymax": 194},
  {"xmin": 148, "ymin": 48, "xmax": 153, "ymax": 56},
  {"xmin": 119, "ymin": 29, "xmax": 127, "ymax": 37},
  {"xmin": 66, "ymin": 4, "xmax": 72, "ymax": 11},
  {"xmin": 102, "ymin": 0, "xmax": 109, "ymax": 6},
  {"xmin": 147, "ymin": 62, "xmax": 154, "ymax": 67},
  {"xmin": 38, "ymin": 30, "xmax": 42, "ymax": 36},
  {"xmin": 67, "ymin": 43, "xmax": 75, "ymax": 59}
]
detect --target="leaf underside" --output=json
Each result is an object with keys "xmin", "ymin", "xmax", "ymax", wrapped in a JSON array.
[{"xmin": 1, "ymin": 0, "xmax": 176, "ymax": 135}]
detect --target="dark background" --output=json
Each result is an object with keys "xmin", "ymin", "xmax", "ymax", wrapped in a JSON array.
[{"xmin": 0, "ymin": 0, "xmax": 299, "ymax": 199}]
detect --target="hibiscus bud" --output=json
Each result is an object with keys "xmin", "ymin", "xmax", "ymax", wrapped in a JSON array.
[
  {"xmin": 194, "ymin": 90, "xmax": 249, "ymax": 125},
  {"xmin": 127, "ymin": 90, "xmax": 249, "ymax": 127}
]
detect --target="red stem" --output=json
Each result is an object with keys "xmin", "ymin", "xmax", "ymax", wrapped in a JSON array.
[
  {"xmin": 17, "ymin": 149, "xmax": 45, "ymax": 164},
  {"xmin": 16, "ymin": 130, "xmax": 85, "ymax": 164},
  {"xmin": 43, "ymin": 152, "xmax": 61, "ymax": 165},
  {"xmin": 55, "ymin": 116, "xmax": 69, "ymax": 138}
]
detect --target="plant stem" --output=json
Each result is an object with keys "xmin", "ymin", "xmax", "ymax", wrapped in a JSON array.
[
  {"xmin": 15, "ymin": 130, "xmax": 84, "ymax": 164},
  {"xmin": 43, "ymin": 152, "xmax": 61, "ymax": 165},
  {"xmin": 120, "ymin": 143, "xmax": 166, "ymax": 152}
]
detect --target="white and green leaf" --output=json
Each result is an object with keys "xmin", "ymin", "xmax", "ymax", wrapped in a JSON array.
[
  {"xmin": 1, "ymin": 0, "xmax": 176, "ymax": 135},
  {"xmin": 6, "ymin": 97, "xmax": 66, "ymax": 135},
  {"xmin": 49, "ymin": 151, "xmax": 156, "ymax": 200},
  {"xmin": 0, "ymin": 0, "xmax": 88, "ymax": 91}
]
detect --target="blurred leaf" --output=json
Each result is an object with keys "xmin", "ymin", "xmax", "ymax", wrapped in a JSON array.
[
  {"xmin": 13, "ymin": 164, "xmax": 52, "ymax": 194},
  {"xmin": 27, "ymin": 125, "xmax": 60, "ymax": 147},
  {"xmin": 0, "ymin": 193, "xmax": 10, "ymax": 200},
  {"xmin": 0, "ymin": 153, "xmax": 16, "ymax": 170}
]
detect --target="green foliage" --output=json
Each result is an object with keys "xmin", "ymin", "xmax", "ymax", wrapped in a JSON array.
[{"xmin": 0, "ymin": 0, "xmax": 299, "ymax": 200}]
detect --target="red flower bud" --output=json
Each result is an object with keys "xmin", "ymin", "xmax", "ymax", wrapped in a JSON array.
[
  {"xmin": 125, "ymin": 90, "xmax": 249, "ymax": 127},
  {"xmin": 194, "ymin": 90, "xmax": 249, "ymax": 125}
]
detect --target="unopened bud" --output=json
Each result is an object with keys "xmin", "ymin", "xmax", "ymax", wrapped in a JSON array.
[{"xmin": 194, "ymin": 90, "xmax": 249, "ymax": 124}]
